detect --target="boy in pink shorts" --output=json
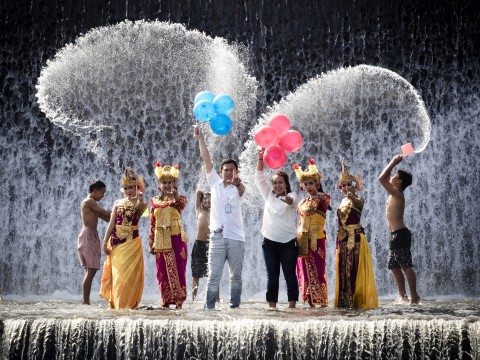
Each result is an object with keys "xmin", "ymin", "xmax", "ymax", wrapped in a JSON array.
[{"xmin": 78, "ymin": 180, "xmax": 111, "ymax": 304}]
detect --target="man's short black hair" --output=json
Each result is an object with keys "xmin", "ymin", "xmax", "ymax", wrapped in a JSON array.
[
  {"xmin": 397, "ymin": 169, "xmax": 412, "ymax": 191},
  {"xmin": 89, "ymin": 180, "xmax": 107, "ymax": 193},
  {"xmin": 220, "ymin": 159, "xmax": 238, "ymax": 171}
]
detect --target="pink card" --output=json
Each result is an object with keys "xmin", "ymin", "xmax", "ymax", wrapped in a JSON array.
[{"xmin": 401, "ymin": 143, "xmax": 414, "ymax": 156}]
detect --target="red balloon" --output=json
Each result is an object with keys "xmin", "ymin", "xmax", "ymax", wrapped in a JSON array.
[
  {"xmin": 267, "ymin": 114, "xmax": 290, "ymax": 136},
  {"xmin": 254, "ymin": 125, "xmax": 279, "ymax": 148},
  {"xmin": 280, "ymin": 130, "xmax": 303, "ymax": 152},
  {"xmin": 264, "ymin": 145, "xmax": 287, "ymax": 169}
]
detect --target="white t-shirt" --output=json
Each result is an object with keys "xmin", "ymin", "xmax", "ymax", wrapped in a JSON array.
[
  {"xmin": 255, "ymin": 170, "xmax": 299, "ymax": 243},
  {"xmin": 207, "ymin": 169, "xmax": 246, "ymax": 242}
]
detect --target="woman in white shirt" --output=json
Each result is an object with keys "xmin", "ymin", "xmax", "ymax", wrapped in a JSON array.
[{"xmin": 255, "ymin": 148, "xmax": 299, "ymax": 308}]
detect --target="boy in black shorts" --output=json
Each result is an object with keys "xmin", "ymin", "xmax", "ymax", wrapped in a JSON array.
[{"xmin": 379, "ymin": 155, "xmax": 420, "ymax": 304}]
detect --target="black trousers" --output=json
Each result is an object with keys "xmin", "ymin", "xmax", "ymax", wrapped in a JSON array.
[{"xmin": 262, "ymin": 238, "xmax": 299, "ymax": 302}]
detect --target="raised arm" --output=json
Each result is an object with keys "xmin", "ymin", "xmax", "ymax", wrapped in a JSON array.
[
  {"xmin": 194, "ymin": 126, "xmax": 213, "ymax": 174},
  {"xmin": 378, "ymin": 154, "xmax": 404, "ymax": 197},
  {"xmin": 255, "ymin": 147, "xmax": 273, "ymax": 199},
  {"xmin": 133, "ymin": 188, "xmax": 148, "ymax": 214},
  {"xmin": 256, "ymin": 147, "xmax": 265, "ymax": 171},
  {"xmin": 195, "ymin": 190, "xmax": 203, "ymax": 213}
]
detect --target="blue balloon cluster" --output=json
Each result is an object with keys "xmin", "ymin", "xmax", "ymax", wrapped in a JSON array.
[{"xmin": 193, "ymin": 91, "xmax": 234, "ymax": 135}]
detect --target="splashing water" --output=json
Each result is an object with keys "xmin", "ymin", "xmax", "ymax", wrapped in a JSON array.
[{"xmin": 36, "ymin": 20, "xmax": 258, "ymax": 164}]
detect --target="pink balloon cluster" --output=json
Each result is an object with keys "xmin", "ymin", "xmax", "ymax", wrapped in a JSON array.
[{"xmin": 254, "ymin": 114, "xmax": 303, "ymax": 169}]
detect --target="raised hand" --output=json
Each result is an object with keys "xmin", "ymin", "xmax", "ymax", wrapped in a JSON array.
[
  {"xmin": 392, "ymin": 154, "xmax": 404, "ymax": 165},
  {"xmin": 194, "ymin": 125, "xmax": 203, "ymax": 139}
]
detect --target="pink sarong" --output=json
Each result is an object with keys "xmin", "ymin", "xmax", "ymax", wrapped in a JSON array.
[
  {"xmin": 155, "ymin": 234, "xmax": 188, "ymax": 308},
  {"xmin": 77, "ymin": 227, "xmax": 101, "ymax": 269}
]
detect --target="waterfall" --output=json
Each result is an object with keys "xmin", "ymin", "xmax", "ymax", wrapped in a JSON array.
[
  {"xmin": 1, "ymin": 0, "xmax": 479, "ymax": 299},
  {"xmin": 2, "ymin": 317, "xmax": 478, "ymax": 359},
  {"xmin": 1, "ymin": 1, "xmax": 480, "ymax": 359}
]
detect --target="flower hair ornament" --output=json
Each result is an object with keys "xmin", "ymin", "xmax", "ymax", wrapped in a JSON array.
[
  {"xmin": 292, "ymin": 159, "xmax": 323, "ymax": 191},
  {"xmin": 154, "ymin": 161, "xmax": 180, "ymax": 183},
  {"xmin": 338, "ymin": 157, "xmax": 363, "ymax": 191}
]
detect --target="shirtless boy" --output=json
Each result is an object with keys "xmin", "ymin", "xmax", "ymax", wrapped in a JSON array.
[
  {"xmin": 378, "ymin": 155, "xmax": 420, "ymax": 304},
  {"xmin": 78, "ymin": 180, "xmax": 111, "ymax": 304},
  {"xmin": 191, "ymin": 190, "xmax": 214, "ymax": 301}
]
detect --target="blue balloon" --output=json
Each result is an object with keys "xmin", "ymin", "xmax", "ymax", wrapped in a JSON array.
[
  {"xmin": 193, "ymin": 100, "xmax": 215, "ymax": 122},
  {"xmin": 213, "ymin": 94, "xmax": 234, "ymax": 114},
  {"xmin": 209, "ymin": 114, "xmax": 232, "ymax": 135},
  {"xmin": 194, "ymin": 91, "xmax": 215, "ymax": 105}
]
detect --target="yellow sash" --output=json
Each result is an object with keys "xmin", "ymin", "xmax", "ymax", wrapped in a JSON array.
[
  {"xmin": 153, "ymin": 206, "xmax": 188, "ymax": 251},
  {"xmin": 115, "ymin": 224, "xmax": 139, "ymax": 242},
  {"xmin": 298, "ymin": 212, "xmax": 325, "ymax": 256},
  {"xmin": 337, "ymin": 223, "xmax": 362, "ymax": 251}
]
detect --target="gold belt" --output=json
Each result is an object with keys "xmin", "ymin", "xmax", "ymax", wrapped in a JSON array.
[
  {"xmin": 115, "ymin": 224, "xmax": 139, "ymax": 242},
  {"xmin": 154, "ymin": 220, "xmax": 188, "ymax": 251},
  {"xmin": 338, "ymin": 224, "xmax": 362, "ymax": 251}
]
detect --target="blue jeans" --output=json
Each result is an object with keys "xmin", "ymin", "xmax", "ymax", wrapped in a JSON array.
[
  {"xmin": 262, "ymin": 237, "xmax": 299, "ymax": 302},
  {"xmin": 205, "ymin": 233, "xmax": 245, "ymax": 309}
]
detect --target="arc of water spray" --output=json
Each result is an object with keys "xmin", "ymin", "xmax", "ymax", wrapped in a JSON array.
[{"xmin": 252, "ymin": 64, "xmax": 432, "ymax": 156}]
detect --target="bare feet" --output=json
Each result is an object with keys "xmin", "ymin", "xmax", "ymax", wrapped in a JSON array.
[
  {"xmin": 307, "ymin": 297, "xmax": 315, "ymax": 308},
  {"xmin": 288, "ymin": 301, "xmax": 296, "ymax": 309},
  {"xmin": 192, "ymin": 277, "xmax": 199, "ymax": 301},
  {"xmin": 410, "ymin": 295, "xmax": 421, "ymax": 304},
  {"xmin": 268, "ymin": 302, "xmax": 277, "ymax": 308}
]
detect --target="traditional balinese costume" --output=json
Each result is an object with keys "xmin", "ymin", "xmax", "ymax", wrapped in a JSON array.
[
  {"xmin": 293, "ymin": 159, "xmax": 330, "ymax": 306},
  {"xmin": 334, "ymin": 165, "xmax": 378, "ymax": 308},
  {"xmin": 148, "ymin": 162, "xmax": 188, "ymax": 308},
  {"xmin": 100, "ymin": 170, "xmax": 147, "ymax": 309}
]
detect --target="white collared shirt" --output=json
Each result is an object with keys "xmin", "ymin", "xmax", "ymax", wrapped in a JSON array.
[
  {"xmin": 255, "ymin": 170, "xmax": 299, "ymax": 243},
  {"xmin": 207, "ymin": 169, "xmax": 246, "ymax": 242}
]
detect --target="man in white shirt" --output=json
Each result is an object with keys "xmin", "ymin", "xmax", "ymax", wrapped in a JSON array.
[{"xmin": 194, "ymin": 126, "xmax": 246, "ymax": 309}]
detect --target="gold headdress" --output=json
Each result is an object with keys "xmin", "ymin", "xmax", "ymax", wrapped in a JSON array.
[
  {"xmin": 154, "ymin": 161, "xmax": 180, "ymax": 182},
  {"xmin": 292, "ymin": 159, "xmax": 322, "ymax": 183},
  {"xmin": 121, "ymin": 167, "xmax": 145, "ymax": 192},
  {"xmin": 338, "ymin": 159, "xmax": 363, "ymax": 191}
]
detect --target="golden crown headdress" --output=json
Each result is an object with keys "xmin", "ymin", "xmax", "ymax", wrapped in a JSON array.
[
  {"xmin": 155, "ymin": 161, "xmax": 180, "ymax": 182},
  {"xmin": 121, "ymin": 167, "xmax": 145, "ymax": 192},
  {"xmin": 338, "ymin": 159, "xmax": 363, "ymax": 191},
  {"xmin": 292, "ymin": 159, "xmax": 322, "ymax": 183}
]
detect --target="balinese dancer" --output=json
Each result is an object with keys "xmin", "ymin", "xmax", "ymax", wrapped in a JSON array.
[
  {"xmin": 148, "ymin": 162, "xmax": 188, "ymax": 309},
  {"xmin": 335, "ymin": 163, "xmax": 378, "ymax": 308},
  {"xmin": 293, "ymin": 159, "xmax": 330, "ymax": 307},
  {"xmin": 100, "ymin": 167, "xmax": 147, "ymax": 309}
]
